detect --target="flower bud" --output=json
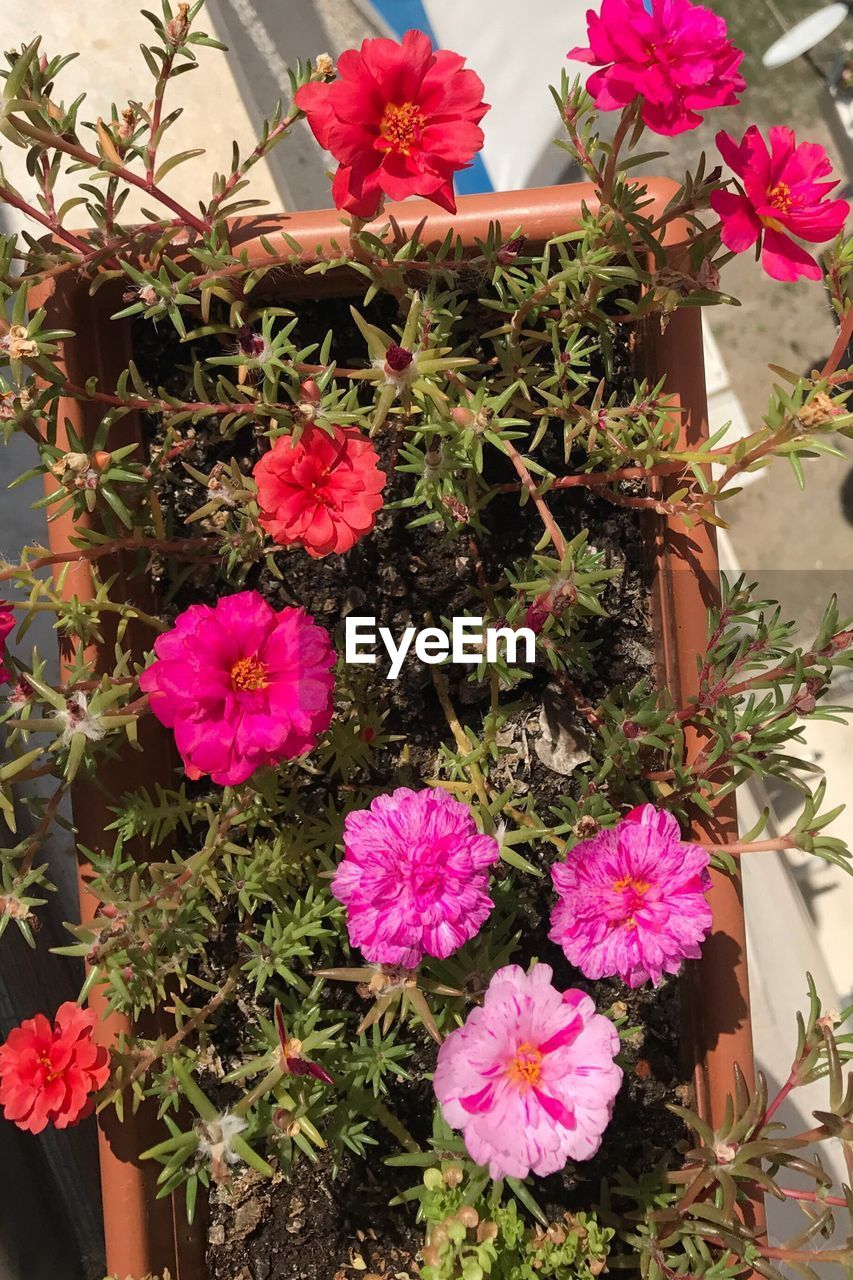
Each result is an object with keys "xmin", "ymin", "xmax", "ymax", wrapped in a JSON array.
[
  {"xmin": 451, "ymin": 406, "xmax": 475, "ymax": 428},
  {"xmin": 385, "ymin": 342, "xmax": 414, "ymax": 374},
  {"xmin": 457, "ymin": 1206, "xmax": 479, "ymax": 1229},
  {"xmin": 91, "ymin": 450, "xmax": 112, "ymax": 472},
  {"xmin": 622, "ymin": 720, "xmax": 640, "ymax": 739},
  {"xmin": 300, "ymin": 377, "xmax": 322, "ymax": 404},
  {"xmin": 497, "ymin": 235, "xmax": 526, "ymax": 265}
]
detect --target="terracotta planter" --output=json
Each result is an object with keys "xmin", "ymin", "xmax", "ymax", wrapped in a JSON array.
[{"xmin": 30, "ymin": 179, "xmax": 758, "ymax": 1279}]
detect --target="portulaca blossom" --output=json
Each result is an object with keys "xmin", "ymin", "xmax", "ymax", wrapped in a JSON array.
[{"xmin": 434, "ymin": 964, "xmax": 622, "ymax": 1179}]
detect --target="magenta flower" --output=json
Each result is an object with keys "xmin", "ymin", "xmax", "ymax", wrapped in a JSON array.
[
  {"xmin": 139, "ymin": 591, "xmax": 335, "ymax": 786},
  {"xmin": 711, "ymin": 126, "xmax": 849, "ymax": 282},
  {"xmin": 549, "ymin": 804, "xmax": 712, "ymax": 988},
  {"xmin": 0, "ymin": 602, "xmax": 15, "ymax": 683},
  {"xmin": 331, "ymin": 787, "xmax": 500, "ymax": 968},
  {"xmin": 434, "ymin": 964, "xmax": 622, "ymax": 1179},
  {"xmin": 569, "ymin": 0, "xmax": 744, "ymax": 136}
]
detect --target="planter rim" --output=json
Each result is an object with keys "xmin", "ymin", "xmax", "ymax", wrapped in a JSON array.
[{"xmin": 29, "ymin": 177, "xmax": 757, "ymax": 1279}]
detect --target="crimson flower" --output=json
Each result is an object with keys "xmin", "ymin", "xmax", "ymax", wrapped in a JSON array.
[
  {"xmin": 275, "ymin": 1003, "xmax": 334, "ymax": 1086},
  {"xmin": 0, "ymin": 1002, "xmax": 110, "ymax": 1133},
  {"xmin": 253, "ymin": 424, "xmax": 385, "ymax": 559},
  {"xmin": 711, "ymin": 127, "xmax": 850, "ymax": 282},
  {"xmin": 570, "ymin": 0, "xmax": 744, "ymax": 136},
  {"xmin": 0, "ymin": 602, "xmax": 15, "ymax": 683},
  {"xmin": 294, "ymin": 29, "xmax": 489, "ymax": 218}
]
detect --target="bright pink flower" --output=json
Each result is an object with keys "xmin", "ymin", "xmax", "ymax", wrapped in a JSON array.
[
  {"xmin": 549, "ymin": 804, "xmax": 712, "ymax": 988},
  {"xmin": 331, "ymin": 787, "xmax": 500, "ymax": 968},
  {"xmin": 139, "ymin": 591, "xmax": 335, "ymax": 786},
  {"xmin": 254, "ymin": 425, "xmax": 385, "ymax": 559},
  {"xmin": 0, "ymin": 602, "xmax": 15, "ymax": 683},
  {"xmin": 0, "ymin": 1002, "xmax": 110, "ymax": 1133},
  {"xmin": 294, "ymin": 30, "xmax": 489, "ymax": 218},
  {"xmin": 711, "ymin": 126, "xmax": 849, "ymax": 282},
  {"xmin": 569, "ymin": 0, "xmax": 744, "ymax": 136},
  {"xmin": 434, "ymin": 964, "xmax": 622, "ymax": 1179}
]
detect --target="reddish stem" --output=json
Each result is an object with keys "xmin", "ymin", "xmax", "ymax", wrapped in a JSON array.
[{"xmin": 822, "ymin": 303, "xmax": 853, "ymax": 379}]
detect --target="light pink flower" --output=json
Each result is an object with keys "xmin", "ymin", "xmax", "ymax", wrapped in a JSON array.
[
  {"xmin": 549, "ymin": 804, "xmax": 712, "ymax": 988},
  {"xmin": 434, "ymin": 964, "xmax": 622, "ymax": 1180},
  {"xmin": 569, "ymin": 0, "xmax": 744, "ymax": 136},
  {"xmin": 711, "ymin": 126, "xmax": 849, "ymax": 282},
  {"xmin": 139, "ymin": 591, "xmax": 335, "ymax": 786},
  {"xmin": 331, "ymin": 787, "xmax": 500, "ymax": 968}
]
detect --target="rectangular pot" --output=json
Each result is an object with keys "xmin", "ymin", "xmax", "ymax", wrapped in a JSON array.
[{"xmin": 30, "ymin": 179, "xmax": 757, "ymax": 1279}]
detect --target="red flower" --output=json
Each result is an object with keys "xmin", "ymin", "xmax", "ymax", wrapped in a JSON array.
[
  {"xmin": 294, "ymin": 29, "xmax": 489, "ymax": 218},
  {"xmin": 0, "ymin": 1003, "xmax": 111, "ymax": 1133},
  {"xmin": 254, "ymin": 424, "xmax": 386, "ymax": 559},
  {"xmin": 0, "ymin": 602, "xmax": 16, "ymax": 683}
]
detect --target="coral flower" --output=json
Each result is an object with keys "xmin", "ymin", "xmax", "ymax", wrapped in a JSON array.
[
  {"xmin": 711, "ymin": 126, "xmax": 850, "ymax": 282},
  {"xmin": 0, "ymin": 1002, "xmax": 110, "ymax": 1133},
  {"xmin": 294, "ymin": 30, "xmax": 489, "ymax": 218},
  {"xmin": 569, "ymin": 0, "xmax": 744, "ymax": 136},
  {"xmin": 254, "ymin": 425, "xmax": 385, "ymax": 559},
  {"xmin": 434, "ymin": 964, "xmax": 622, "ymax": 1179},
  {"xmin": 549, "ymin": 804, "xmax": 712, "ymax": 988},
  {"xmin": 139, "ymin": 591, "xmax": 335, "ymax": 786},
  {"xmin": 0, "ymin": 602, "xmax": 15, "ymax": 683},
  {"xmin": 331, "ymin": 787, "xmax": 500, "ymax": 968}
]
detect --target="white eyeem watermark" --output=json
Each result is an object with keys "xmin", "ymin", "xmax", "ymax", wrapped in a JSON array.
[{"xmin": 344, "ymin": 616, "xmax": 536, "ymax": 680}]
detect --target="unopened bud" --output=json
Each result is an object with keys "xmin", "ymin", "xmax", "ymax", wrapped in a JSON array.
[
  {"xmin": 451, "ymin": 406, "xmax": 475, "ymax": 428},
  {"xmin": 622, "ymin": 720, "xmax": 640, "ymax": 739},
  {"xmin": 91, "ymin": 450, "xmax": 112, "ymax": 472},
  {"xmin": 385, "ymin": 342, "xmax": 414, "ymax": 374},
  {"xmin": 300, "ymin": 377, "xmax": 322, "ymax": 404},
  {"xmin": 497, "ymin": 235, "xmax": 526, "ymax": 265}
]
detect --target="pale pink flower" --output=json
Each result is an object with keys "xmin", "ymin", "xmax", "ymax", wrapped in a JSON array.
[
  {"xmin": 331, "ymin": 787, "xmax": 500, "ymax": 967},
  {"xmin": 549, "ymin": 804, "xmax": 712, "ymax": 988},
  {"xmin": 434, "ymin": 964, "xmax": 622, "ymax": 1179},
  {"xmin": 711, "ymin": 126, "xmax": 850, "ymax": 282},
  {"xmin": 569, "ymin": 0, "xmax": 744, "ymax": 136},
  {"xmin": 139, "ymin": 591, "xmax": 335, "ymax": 786}
]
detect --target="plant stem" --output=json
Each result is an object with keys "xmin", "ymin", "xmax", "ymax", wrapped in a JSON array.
[
  {"xmin": 7, "ymin": 114, "xmax": 211, "ymax": 237},
  {"xmin": 503, "ymin": 438, "xmax": 567, "ymax": 559},
  {"xmin": 0, "ymin": 536, "xmax": 212, "ymax": 583}
]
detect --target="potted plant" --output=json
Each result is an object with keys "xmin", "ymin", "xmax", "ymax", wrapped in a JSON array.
[{"xmin": 1, "ymin": 4, "xmax": 852, "ymax": 1279}]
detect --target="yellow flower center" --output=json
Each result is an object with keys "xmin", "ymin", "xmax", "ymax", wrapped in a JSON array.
[
  {"xmin": 506, "ymin": 1042, "xmax": 542, "ymax": 1091},
  {"xmin": 230, "ymin": 654, "xmax": 269, "ymax": 692},
  {"xmin": 768, "ymin": 181, "xmax": 793, "ymax": 213},
  {"xmin": 612, "ymin": 875, "xmax": 651, "ymax": 895},
  {"xmin": 379, "ymin": 101, "xmax": 426, "ymax": 155},
  {"xmin": 38, "ymin": 1053, "xmax": 60, "ymax": 1081}
]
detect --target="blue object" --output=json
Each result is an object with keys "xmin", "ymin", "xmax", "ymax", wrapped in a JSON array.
[{"xmin": 368, "ymin": 0, "xmax": 493, "ymax": 193}]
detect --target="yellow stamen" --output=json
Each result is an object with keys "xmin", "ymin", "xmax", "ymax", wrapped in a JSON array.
[
  {"xmin": 506, "ymin": 1042, "xmax": 542, "ymax": 1091},
  {"xmin": 379, "ymin": 101, "xmax": 426, "ymax": 155},
  {"xmin": 230, "ymin": 654, "xmax": 269, "ymax": 692}
]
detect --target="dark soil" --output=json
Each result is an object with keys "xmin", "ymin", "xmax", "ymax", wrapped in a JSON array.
[{"xmin": 132, "ymin": 289, "xmax": 688, "ymax": 1280}]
